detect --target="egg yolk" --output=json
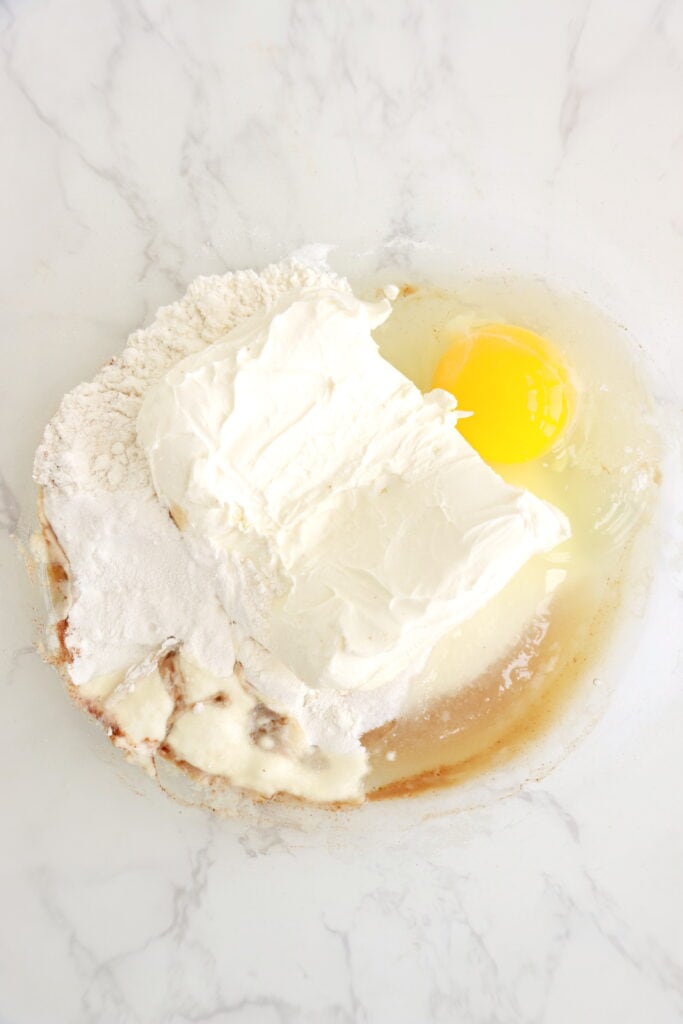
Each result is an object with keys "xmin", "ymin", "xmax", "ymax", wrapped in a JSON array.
[{"xmin": 432, "ymin": 322, "xmax": 571, "ymax": 464}]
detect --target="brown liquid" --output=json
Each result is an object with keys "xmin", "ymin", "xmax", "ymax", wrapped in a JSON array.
[{"xmin": 364, "ymin": 575, "xmax": 619, "ymax": 799}]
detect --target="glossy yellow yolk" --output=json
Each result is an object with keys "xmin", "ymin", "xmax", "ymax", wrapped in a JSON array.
[{"xmin": 432, "ymin": 323, "xmax": 571, "ymax": 464}]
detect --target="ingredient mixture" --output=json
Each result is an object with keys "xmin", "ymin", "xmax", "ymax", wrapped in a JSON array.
[{"xmin": 32, "ymin": 255, "xmax": 660, "ymax": 806}]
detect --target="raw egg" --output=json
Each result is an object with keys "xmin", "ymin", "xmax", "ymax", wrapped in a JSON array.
[
  {"xmin": 367, "ymin": 280, "xmax": 660, "ymax": 797},
  {"xmin": 432, "ymin": 322, "xmax": 571, "ymax": 464}
]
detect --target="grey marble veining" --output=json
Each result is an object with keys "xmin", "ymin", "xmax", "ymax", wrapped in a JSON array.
[{"xmin": 1, "ymin": 1, "xmax": 683, "ymax": 1022}]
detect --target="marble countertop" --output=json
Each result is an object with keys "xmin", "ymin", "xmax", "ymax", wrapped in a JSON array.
[{"xmin": 2, "ymin": 2, "xmax": 683, "ymax": 1022}]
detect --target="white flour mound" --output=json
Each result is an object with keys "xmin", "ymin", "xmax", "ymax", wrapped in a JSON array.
[
  {"xmin": 35, "ymin": 256, "xmax": 406, "ymax": 765},
  {"xmin": 35, "ymin": 258, "xmax": 346, "ymax": 495}
]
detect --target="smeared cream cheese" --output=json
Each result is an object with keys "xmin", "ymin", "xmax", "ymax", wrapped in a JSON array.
[
  {"xmin": 35, "ymin": 259, "xmax": 572, "ymax": 804},
  {"xmin": 138, "ymin": 286, "xmax": 570, "ymax": 696}
]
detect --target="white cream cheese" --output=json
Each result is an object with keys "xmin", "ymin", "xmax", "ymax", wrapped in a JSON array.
[
  {"xmin": 36, "ymin": 259, "xmax": 573, "ymax": 804},
  {"xmin": 138, "ymin": 286, "xmax": 570, "ymax": 696}
]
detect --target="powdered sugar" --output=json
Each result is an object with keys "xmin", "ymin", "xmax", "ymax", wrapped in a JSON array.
[{"xmin": 42, "ymin": 488, "xmax": 235, "ymax": 683}]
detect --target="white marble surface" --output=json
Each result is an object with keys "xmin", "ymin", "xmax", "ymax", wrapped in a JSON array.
[{"xmin": 2, "ymin": 1, "xmax": 683, "ymax": 1022}]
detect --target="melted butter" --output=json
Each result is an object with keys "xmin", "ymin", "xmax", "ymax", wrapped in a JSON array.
[{"xmin": 364, "ymin": 277, "xmax": 661, "ymax": 799}]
